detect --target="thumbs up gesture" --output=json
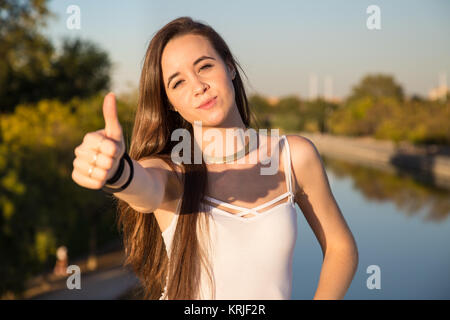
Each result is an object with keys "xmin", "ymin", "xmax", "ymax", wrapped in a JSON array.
[{"xmin": 72, "ymin": 93, "xmax": 126, "ymax": 189}]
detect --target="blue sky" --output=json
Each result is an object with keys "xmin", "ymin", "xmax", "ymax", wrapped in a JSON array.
[{"xmin": 43, "ymin": 0, "xmax": 450, "ymax": 99}]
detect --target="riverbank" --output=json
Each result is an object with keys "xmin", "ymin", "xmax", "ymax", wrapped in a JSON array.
[
  {"xmin": 288, "ymin": 132, "xmax": 450, "ymax": 190},
  {"xmin": 20, "ymin": 240, "xmax": 139, "ymax": 300}
]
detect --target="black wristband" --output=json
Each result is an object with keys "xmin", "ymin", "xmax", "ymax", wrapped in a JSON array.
[
  {"xmin": 102, "ymin": 152, "xmax": 134, "ymax": 194},
  {"xmin": 105, "ymin": 153, "xmax": 125, "ymax": 185}
]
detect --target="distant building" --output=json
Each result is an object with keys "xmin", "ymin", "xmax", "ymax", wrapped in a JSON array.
[
  {"xmin": 308, "ymin": 74, "xmax": 342, "ymax": 103},
  {"xmin": 428, "ymin": 85, "xmax": 448, "ymax": 101},
  {"xmin": 266, "ymin": 96, "xmax": 279, "ymax": 106},
  {"xmin": 325, "ymin": 96, "xmax": 342, "ymax": 104},
  {"xmin": 429, "ymin": 73, "xmax": 448, "ymax": 101}
]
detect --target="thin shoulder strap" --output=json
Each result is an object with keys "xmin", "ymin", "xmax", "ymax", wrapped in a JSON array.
[{"xmin": 282, "ymin": 135, "xmax": 294, "ymax": 202}]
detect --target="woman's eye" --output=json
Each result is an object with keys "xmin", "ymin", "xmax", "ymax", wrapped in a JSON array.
[
  {"xmin": 172, "ymin": 65, "xmax": 212, "ymax": 89},
  {"xmin": 173, "ymin": 80, "xmax": 182, "ymax": 89},
  {"xmin": 200, "ymin": 64, "xmax": 212, "ymax": 70}
]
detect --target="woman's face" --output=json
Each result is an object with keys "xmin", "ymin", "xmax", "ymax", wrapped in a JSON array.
[{"xmin": 161, "ymin": 34, "xmax": 236, "ymax": 127}]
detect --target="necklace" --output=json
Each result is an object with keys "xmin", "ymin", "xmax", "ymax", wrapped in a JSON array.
[{"xmin": 203, "ymin": 131, "xmax": 259, "ymax": 164}]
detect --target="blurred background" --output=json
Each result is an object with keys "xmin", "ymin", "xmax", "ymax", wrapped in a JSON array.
[{"xmin": 0, "ymin": 0, "xmax": 449, "ymax": 299}]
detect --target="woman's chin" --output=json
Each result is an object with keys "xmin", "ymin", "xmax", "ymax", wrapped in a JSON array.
[{"xmin": 199, "ymin": 110, "xmax": 228, "ymax": 127}]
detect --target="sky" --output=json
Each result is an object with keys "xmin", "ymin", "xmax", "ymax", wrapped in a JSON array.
[{"xmin": 43, "ymin": 0, "xmax": 450, "ymax": 100}]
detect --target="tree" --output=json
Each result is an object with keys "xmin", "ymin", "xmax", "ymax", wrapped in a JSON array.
[
  {"xmin": 0, "ymin": 0, "xmax": 54, "ymax": 113},
  {"xmin": 249, "ymin": 94, "xmax": 272, "ymax": 114},
  {"xmin": 303, "ymin": 98, "xmax": 338, "ymax": 133},
  {"xmin": 49, "ymin": 38, "xmax": 111, "ymax": 102},
  {"xmin": 271, "ymin": 95, "xmax": 304, "ymax": 133},
  {"xmin": 0, "ymin": 1, "xmax": 112, "ymax": 113},
  {"xmin": 0, "ymin": 94, "xmax": 136, "ymax": 297},
  {"xmin": 248, "ymin": 94, "xmax": 273, "ymax": 128},
  {"xmin": 347, "ymin": 74, "xmax": 404, "ymax": 104}
]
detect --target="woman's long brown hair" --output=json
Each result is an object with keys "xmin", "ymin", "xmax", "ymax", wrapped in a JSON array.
[{"xmin": 115, "ymin": 16, "xmax": 259, "ymax": 299}]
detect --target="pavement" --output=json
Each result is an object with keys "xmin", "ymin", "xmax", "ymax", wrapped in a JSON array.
[
  {"xmin": 299, "ymin": 132, "xmax": 450, "ymax": 189},
  {"xmin": 31, "ymin": 265, "xmax": 140, "ymax": 300},
  {"xmin": 24, "ymin": 242, "xmax": 141, "ymax": 300}
]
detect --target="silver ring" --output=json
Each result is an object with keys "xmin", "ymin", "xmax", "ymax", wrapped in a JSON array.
[
  {"xmin": 88, "ymin": 165, "xmax": 94, "ymax": 178},
  {"xmin": 90, "ymin": 152, "xmax": 98, "ymax": 165}
]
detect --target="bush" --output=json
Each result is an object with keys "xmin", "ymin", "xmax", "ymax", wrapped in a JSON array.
[{"xmin": 0, "ymin": 93, "xmax": 136, "ymax": 297}]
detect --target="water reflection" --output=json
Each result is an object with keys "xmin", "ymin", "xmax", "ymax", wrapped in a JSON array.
[{"xmin": 322, "ymin": 156, "xmax": 450, "ymax": 222}]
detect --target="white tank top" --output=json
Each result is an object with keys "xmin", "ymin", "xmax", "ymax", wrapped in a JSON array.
[{"xmin": 160, "ymin": 135, "xmax": 298, "ymax": 300}]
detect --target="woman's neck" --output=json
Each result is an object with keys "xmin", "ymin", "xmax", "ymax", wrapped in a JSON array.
[{"xmin": 193, "ymin": 121, "xmax": 248, "ymax": 159}]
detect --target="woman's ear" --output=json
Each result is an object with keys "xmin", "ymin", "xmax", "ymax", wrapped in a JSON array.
[
  {"xmin": 167, "ymin": 99, "xmax": 178, "ymax": 112},
  {"xmin": 227, "ymin": 62, "xmax": 236, "ymax": 80}
]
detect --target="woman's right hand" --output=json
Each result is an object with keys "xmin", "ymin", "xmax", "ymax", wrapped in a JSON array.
[{"xmin": 72, "ymin": 92, "xmax": 126, "ymax": 190}]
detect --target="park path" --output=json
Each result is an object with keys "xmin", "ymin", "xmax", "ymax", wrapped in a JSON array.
[
  {"xmin": 297, "ymin": 132, "xmax": 450, "ymax": 189},
  {"xmin": 25, "ymin": 242, "xmax": 141, "ymax": 300},
  {"xmin": 32, "ymin": 265, "xmax": 140, "ymax": 300}
]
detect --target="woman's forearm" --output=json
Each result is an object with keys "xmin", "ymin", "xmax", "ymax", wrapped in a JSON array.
[
  {"xmin": 312, "ymin": 245, "xmax": 359, "ymax": 300},
  {"xmin": 104, "ymin": 159, "xmax": 166, "ymax": 213}
]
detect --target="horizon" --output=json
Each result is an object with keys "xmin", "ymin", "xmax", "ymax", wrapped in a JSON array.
[{"xmin": 43, "ymin": 0, "xmax": 450, "ymax": 100}]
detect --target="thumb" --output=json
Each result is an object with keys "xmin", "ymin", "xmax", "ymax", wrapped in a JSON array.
[{"xmin": 103, "ymin": 92, "xmax": 122, "ymax": 142}]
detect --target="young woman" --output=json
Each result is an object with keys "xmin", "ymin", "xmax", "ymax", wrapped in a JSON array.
[{"xmin": 71, "ymin": 16, "xmax": 358, "ymax": 300}]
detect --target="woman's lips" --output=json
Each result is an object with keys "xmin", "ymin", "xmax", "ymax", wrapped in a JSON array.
[{"xmin": 197, "ymin": 96, "xmax": 217, "ymax": 110}]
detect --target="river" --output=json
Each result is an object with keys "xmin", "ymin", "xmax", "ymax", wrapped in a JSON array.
[{"xmin": 291, "ymin": 156, "xmax": 450, "ymax": 299}]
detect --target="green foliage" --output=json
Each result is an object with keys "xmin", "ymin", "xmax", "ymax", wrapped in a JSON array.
[
  {"xmin": 249, "ymin": 94, "xmax": 339, "ymax": 134},
  {"xmin": 374, "ymin": 100, "xmax": 450, "ymax": 145},
  {"xmin": 328, "ymin": 90, "xmax": 450, "ymax": 145},
  {"xmin": 347, "ymin": 74, "xmax": 404, "ymax": 104},
  {"xmin": 0, "ymin": 94, "xmax": 136, "ymax": 296},
  {"xmin": 49, "ymin": 38, "xmax": 112, "ymax": 102},
  {"xmin": 270, "ymin": 95, "xmax": 303, "ymax": 133},
  {"xmin": 0, "ymin": 0, "xmax": 122, "ymax": 298},
  {"xmin": 0, "ymin": 0, "xmax": 55, "ymax": 112},
  {"xmin": 248, "ymin": 94, "xmax": 273, "ymax": 128},
  {"xmin": 0, "ymin": 1, "xmax": 111, "ymax": 113},
  {"xmin": 326, "ymin": 73, "xmax": 449, "ymax": 145},
  {"xmin": 327, "ymin": 96, "xmax": 394, "ymax": 136},
  {"xmin": 303, "ymin": 98, "xmax": 338, "ymax": 133},
  {"xmin": 248, "ymin": 72, "xmax": 449, "ymax": 145},
  {"xmin": 248, "ymin": 94, "xmax": 272, "ymax": 114}
]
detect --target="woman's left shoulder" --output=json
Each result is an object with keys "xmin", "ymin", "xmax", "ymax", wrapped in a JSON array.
[
  {"xmin": 284, "ymin": 134, "xmax": 321, "ymax": 166},
  {"xmin": 283, "ymin": 134, "xmax": 324, "ymax": 194}
]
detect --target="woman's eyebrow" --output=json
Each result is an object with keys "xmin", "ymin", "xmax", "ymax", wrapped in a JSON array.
[{"xmin": 167, "ymin": 56, "xmax": 216, "ymax": 88}]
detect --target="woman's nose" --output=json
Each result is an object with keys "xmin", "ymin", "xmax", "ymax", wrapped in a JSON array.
[{"xmin": 193, "ymin": 79, "xmax": 209, "ymax": 94}]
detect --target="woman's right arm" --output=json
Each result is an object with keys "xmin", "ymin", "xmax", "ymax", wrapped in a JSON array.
[
  {"xmin": 71, "ymin": 92, "xmax": 171, "ymax": 213},
  {"xmin": 105, "ymin": 156, "xmax": 171, "ymax": 213}
]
